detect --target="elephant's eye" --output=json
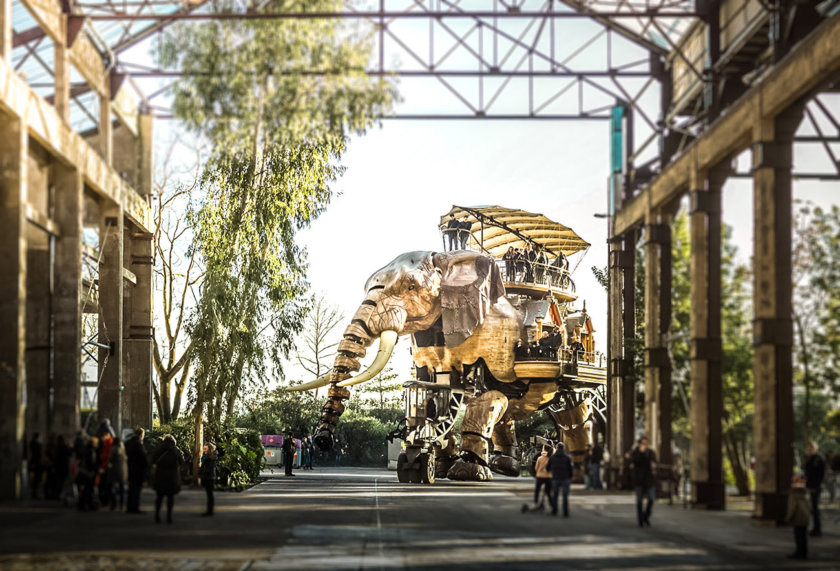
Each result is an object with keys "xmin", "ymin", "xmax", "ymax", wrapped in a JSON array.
[{"xmin": 408, "ymin": 285, "xmax": 416, "ymax": 291}]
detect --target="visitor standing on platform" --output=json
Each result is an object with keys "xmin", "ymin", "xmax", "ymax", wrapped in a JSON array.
[
  {"xmin": 125, "ymin": 428, "xmax": 147, "ymax": 514},
  {"xmin": 786, "ymin": 474, "xmax": 811, "ymax": 559},
  {"xmin": 282, "ymin": 432, "xmax": 297, "ymax": 477},
  {"xmin": 444, "ymin": 214, "xmax": 459, "ymax": 250},
  {"xmin": 458, "ymin": 216, "xmax": 471, "ymax": 249},
  {"xmin": 152, "ymin": 434, "xmax": 183, "ymax": 524},
  {"xmin": 199, "ymin": 442, "xmax": 217, "ymax": 516},
  {"xmin": 547, "ymin": 442, "xmax": 573, "ymax": 517},
  {"xmin": 805, "ymin": 441, "xmax": 825, "ymax": 537},
  {"xmin": 631, "ymin": 436, "xmax": 657, "ymax": 526}
]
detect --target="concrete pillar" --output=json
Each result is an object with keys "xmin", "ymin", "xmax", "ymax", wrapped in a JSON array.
[
  {"xmin": 138, "ymin": 110, "xmax": 154, "ymax": 198},
  {"xmin": 98, "ymin": 207, "xmax": 123, "ymax": 433},
  {"xmin": 644, "ymin": 219, "xmax": 672, "ymax": 467},
  {"xmin": 52, "ymin": 166, "xmax": 83, "ymax": 440},
  {"xmin": 54, "ymin": 38, "xmax": 70, "ymax": 122},
  {"xmin": 99, "ymin": 96, "xmax": 112, "ymax": 165},
  {"xmin": 0, "ymin": 0, "xmax": 12, "ymax": 58},
  {"xmin": 124, "ymin": 231, "xmax": 153, "ymax": 430},
  {"xmin": 689, "ymin": 165, "xmax": 727, "ymax": 510},
  {"xmin": 24, "ymin": 238, "xmax": 51, "ymax": 439},
  {"xmin": 751, "ymin": 104, "xmax": 803, "ymax": 523},
  {"xmin": 0, "ymin": 112, "xmax": 27, "ymax": 499},
  {"xmin": 607, "ymin": 231, "xmax": 636, "ymax": 486}
]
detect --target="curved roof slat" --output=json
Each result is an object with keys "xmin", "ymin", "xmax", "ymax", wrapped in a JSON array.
[{"xmin": 440, "ymin": 205, "xmax": 590, "ymax": 258}]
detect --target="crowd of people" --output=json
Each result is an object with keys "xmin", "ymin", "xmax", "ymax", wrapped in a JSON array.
[
  {"xmin": 26, "ymin": 420, "xmax": 218, "ymax": 523},
  {"xmin": 514, "ymin": 330, "xmax": 587, "ymax": 363},
  {"xmin": 501, "ymin": 245, "xmax": 569, "ymax": 287}
]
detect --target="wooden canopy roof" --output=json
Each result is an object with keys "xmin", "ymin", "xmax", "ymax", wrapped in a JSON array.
[{"xmin": 440, "ymin": 205, "xmax": 590, "ymax": 258}]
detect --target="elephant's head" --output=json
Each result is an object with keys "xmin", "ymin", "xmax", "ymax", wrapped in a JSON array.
[{"xmin": 290, "ymin": 250, "xmax": 506, "ymax": 450}]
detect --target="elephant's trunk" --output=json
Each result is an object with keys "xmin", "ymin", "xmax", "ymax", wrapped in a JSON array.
[{"xmin": 313, "ymin": 300, "xmax": 406, "ymax": 451}]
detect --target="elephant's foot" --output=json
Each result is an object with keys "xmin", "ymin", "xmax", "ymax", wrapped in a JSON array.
[
  {"xmin": 488, "ymin": 453, "xmax": 521, "ymax": 477},
  {"xmin": 446, "ymin": 459, "xmax": 494, "ymax": 481},
  {"xmin": 435, "ymin": 454, "xmax": 458, "ymax": 479}
]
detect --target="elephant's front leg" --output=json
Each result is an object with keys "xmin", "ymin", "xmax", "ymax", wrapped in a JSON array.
[
  {"xmin": 488, "ymin": 415, "xmax": 521, "ymax": 477},
  {"xmin": 447, "ymin": 390, "xmax": 508, "ymax": 481}
]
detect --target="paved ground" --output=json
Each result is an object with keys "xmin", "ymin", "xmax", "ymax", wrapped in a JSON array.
[{"xmin": 0, "ymin": 467, "xmax": 837, "ymax": 570}]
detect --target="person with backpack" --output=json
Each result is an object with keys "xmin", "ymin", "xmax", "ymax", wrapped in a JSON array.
[
  {"xmin": 199, "ymin": 442, "xmax": 217, "ymax": 516},
  {"xmin": 282, "ymin": 432, "xmax": 297, "ymax": 477},
  {"xmin": 152, "ymin": 435, "xmax": 183, "ymax": 524}
]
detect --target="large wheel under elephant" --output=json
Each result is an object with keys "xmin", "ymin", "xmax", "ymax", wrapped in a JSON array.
[
  {"xmin": 397, "ymin": 452, "xmax": 422, "ymax": 483},
  {"xmin": 419, "ymin": 452, "xmax": 435, "ymax": 484}
]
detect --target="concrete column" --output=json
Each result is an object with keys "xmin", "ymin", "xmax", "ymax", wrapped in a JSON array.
[
  {"xmin": 24, "ymin": 239, "xmax": 51, "ymax": 439},
  {"xmin": 607, "ymin": 232, "xmax": 636, "ymax": 486},
  {"xmin": 52, "ymin": 166, "xmax": 83, "ymax": 440},
  {"xmin": 98, "ymin": 207, "xmax": 123, "ymax": 433},
  {"xmin": 0, "ymin": 0, "xmax": 12, "ymax": 58},
  {"xmin": 99, "ymin": 96, "xmax": 112, "ymax": 165},
  {"xmin": 0, "ymin": 112, "xmax": 27, "ymax": 499},
  {"xmin": 751, "ymin": 104, "xmax": 803, "ymax": 523},
  {"xmin": 644, "ymin": 219, "xmax": 673, "ymax": 467},
  {"xmin": 138, "ymin": 110, "xmax": 154, "ymax": 198},
  {"xmin": 689, "ymin": 165, "xmax": 727, "ymax": 510},
  {"xmin": 124, "ymin": 232, "xmax": 153, "ymax": 430},
  {"xmin": 54, "ymin": 38, "xmax": 70, "ymax": 122}
]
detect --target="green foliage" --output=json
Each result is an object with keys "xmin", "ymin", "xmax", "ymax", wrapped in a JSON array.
[
  {"xmin": 236, "ymin": 388, "xmax": 323, "ymax": 437},
  {"xmin": 146, "ymin": 416, "xmax": 197, "ymax": 481},
  {"xmin": 155, "ymin": 0, "xmax": 395, "ymax": 431},
  {"xmin": 591, "ymin": 265, "xmax": 609, "ymax": 293},
  {"xmin": 213, "ymin": 427, "xmax": 265, "ymax": 490},
  {"xmin": 334, "ymin": 408, "xmax": 391, "ymax": 467}
]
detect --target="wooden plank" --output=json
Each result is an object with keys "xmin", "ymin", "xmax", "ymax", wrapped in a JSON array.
[{"xmin": 614, "ymin": 13, "xmax": 840, "ymax": 237}]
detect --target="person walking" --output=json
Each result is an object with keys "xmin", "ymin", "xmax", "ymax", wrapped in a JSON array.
[
  {"xmin": 804, "ymin": 441, "xmax": 826, "ymax": 537},
  {"xmin": 199, "ymin": 442, "xmax": 217, "ymax": 516},
  {"xmin": 547, "ymin": 442, "xmax": 573, "ymax": 517},
  {"xmin": 631, "ymin": 436, "xmax": 657, "ymax": 526},
  {"xmin": 152, "ymin": 434, "xmax": 183, "ymax": 524},
  {"xmin": 786, "ymin": 474, "xmax": 811, "ymax": 559},
  {"xmin": 108, "ymin": 437, "xmax": 128, "ymax": 511},
  {"xmin": 282, "ymin": 432, "xmax": 297, "ymax": 477},
  {"xmin": 532, "ymin": 446, "xmax": 553, "ymax": 511},
  {"xmin": 306, "ymin": 435, "xmax": 314, "ymax": 470},
  {"xmin": 125, "ymin": 428, "xmax": 147, "ymax": 514}
]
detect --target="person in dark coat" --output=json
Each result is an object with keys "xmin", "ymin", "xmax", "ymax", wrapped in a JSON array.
[
  {"xmin": 787, "ymin": 474, "xmax": 811, "ymax": 559},
  {"xmin": 588, "ymin": 441, "xmax": 605, "ymax": 490},
  {"xmin": 547, "ymin": 442, "xmax": 573, "ymax": 517},
  {"xmin": 514, "ymin": 249, "xmax": 525, "ymax": 281},
  {"xmin": 52, "ymin": 435, "xmax": 72, "ymax": 502},
  {"xmin": 525, "ymin": 245, "xmax": 536, "ymax": 282},
  {"xmin": 631, "ymin": 436, "xmax": 657, "ymax": 526},
  {"xmin": 458, "ymin": 217, "xmax": 471, "ymax": 249},
  {"xmin": 125, "ymin": 428, "xmax": 147, "ymax": 513},
  {"xmin": 152, "ymin": 434, "xmax": 183, "ymax": 524},
  {"xmin": 534, "ymin": 248, "xmax": 547, "ymax": 284},
  {"xmin": 503, "ymin": 247, "xmax": 516, "ymax": 282},
  {"xmin": 199, "ymin": 442, "xmax": 217, "ymax": 516},
  {"xmin": 282, "ymin": 433, "xmax": 297, "ymax": 477},
  {"xmin": 29, "ymin": 433, "xmax": 43, "ymax": 499},
  {"xmin": 444, "ymin": 214, "xmax": 459, "ymax": 251},
  {"xmin": 77, "ymin": 435, "xmax": 100, "ymax": 511},
  {"xmin": 804, "ymin": 441, "xmax": 825, "ymax": 537}
]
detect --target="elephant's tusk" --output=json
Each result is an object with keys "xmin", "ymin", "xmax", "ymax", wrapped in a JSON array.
[
  {"xmin": 285, "ymin": 371, "xmax": 334, "ymax": 392},
  {"xmin": 336, "ymin": 330, "xmax": 398, "ymax": 387}
]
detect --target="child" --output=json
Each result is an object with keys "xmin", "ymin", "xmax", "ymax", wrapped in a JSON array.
[{"xmin": 786, "ymin": 474, "xmax": 811, "ymax": 559}]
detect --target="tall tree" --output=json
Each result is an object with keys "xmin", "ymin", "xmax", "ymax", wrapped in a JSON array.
[
  {"xmin": 295, "ymin": 294, "xmax": 344, "ymax": 398},
  {"xmin": 157, "ymin": 0, "xmax": 396, "ymax": 472}
]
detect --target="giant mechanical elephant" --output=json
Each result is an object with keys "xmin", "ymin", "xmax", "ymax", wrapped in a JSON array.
[{"xmin": 291, "ymin": 249, "xmax": 566, "ymax": 481}]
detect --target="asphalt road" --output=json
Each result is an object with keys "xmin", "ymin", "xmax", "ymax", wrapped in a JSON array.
[{"xmin": 0, "ymin": 467, "xmax": 837, "ymax": 570}]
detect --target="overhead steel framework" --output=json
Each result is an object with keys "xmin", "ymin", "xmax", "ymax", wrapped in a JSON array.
[{"xmin": 2, "ymin": 0, "xmax": 840, "ymax": 510}]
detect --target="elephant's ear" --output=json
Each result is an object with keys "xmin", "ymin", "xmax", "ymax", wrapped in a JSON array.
[{"xmin": 433, "ymin": 251, "xmax": 506, "ymax": 347}]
